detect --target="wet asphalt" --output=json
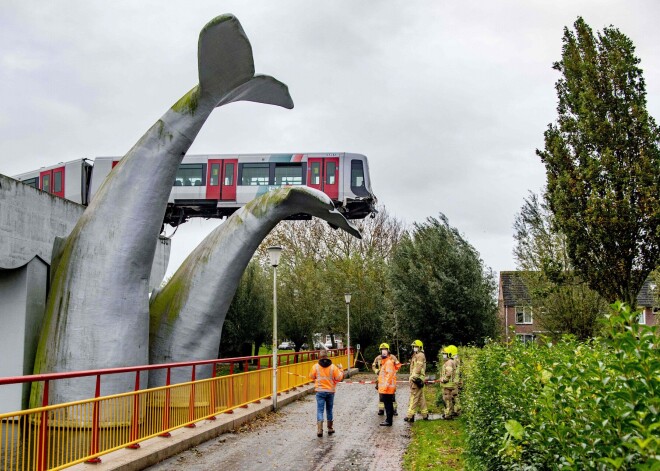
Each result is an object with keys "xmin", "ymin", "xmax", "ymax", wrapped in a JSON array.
[{"xmin": 146, "ymin": 374, "xmax": 413, "ymax": 471}]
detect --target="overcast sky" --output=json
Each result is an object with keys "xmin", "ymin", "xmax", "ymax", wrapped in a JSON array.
[{"xmin": 2, "ymin": 1, "xmax": 659, "ymax": 277}]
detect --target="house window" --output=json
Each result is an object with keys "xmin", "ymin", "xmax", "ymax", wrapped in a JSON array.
[
  {"xmin": 515, "ymin": 306, "xmax": 533, "ymax": 324},
  {"xmin": 516, "ymin": 334, "xmax": 535, "ymax": 344},
  {"xmin": 637, "ymin": 310, "xmax": 647, "ymax": 325}
]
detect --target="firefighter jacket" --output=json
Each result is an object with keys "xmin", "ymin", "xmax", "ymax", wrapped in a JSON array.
[
  {"xmin": 441, "ymin": 358, "xmax": 457, "ymax": 388},
  {"xmin": 377, "ymin": 354, "xmax": 401, "ymax": 395},
  {"xmin": 309, "ymin": 359, "xmax": 344, "ymax": 393},
  {"xmin": 409, "ymin": 351, "xmax": 426, "ymax": 383}
]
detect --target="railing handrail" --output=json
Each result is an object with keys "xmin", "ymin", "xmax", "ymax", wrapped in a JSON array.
[{"xmin": 0, "ymin": 348, "xmax": 349, "ymax": 386}]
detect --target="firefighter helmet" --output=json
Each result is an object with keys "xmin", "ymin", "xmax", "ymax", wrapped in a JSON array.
[
  {"xmin": 443, "ymin": 345, "xmax": 458, "ymax": 358},
  {"xmin": 379, "ymin": 342, "xmax": 390, "ymax": 350},
  {"xmin": 411, "ymin": 339, "xmax": 424, "ymax": 349}
]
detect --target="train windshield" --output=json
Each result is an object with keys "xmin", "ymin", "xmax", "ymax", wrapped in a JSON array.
[{"xmin": 350, "ymin": 159, "xmax": 369, "ymax": 197}]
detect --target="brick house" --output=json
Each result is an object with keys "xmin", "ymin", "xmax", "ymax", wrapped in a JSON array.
[{"xmin": 498, "ymin": 271, "xmax": 658, "ymax": 342}]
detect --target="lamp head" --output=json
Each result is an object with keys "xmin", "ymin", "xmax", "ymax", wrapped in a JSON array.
[
  {"xmin": 267, "ymin": 246, "xmax": 283, "ymax": 267},
  {"xmin": 344, "ymin": 292, "xmax": 352, "ymax": 304}
]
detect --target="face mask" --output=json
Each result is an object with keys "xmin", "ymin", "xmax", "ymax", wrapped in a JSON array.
[
  {"xmin": 381, "ymin": 350, "xmax": 388, "ymax": 357},
  {"xmin": 413, "ymin": 347, "xmax": 419, "ymax": 353},
  {"xmin": 442, "ymin": 353, "xmax": 448, "ymax": 359}
]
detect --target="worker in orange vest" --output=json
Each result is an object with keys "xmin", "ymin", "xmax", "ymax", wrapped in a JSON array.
[
  {"xmin": 377, "ymin": 342, "xmax": 401, "ymax": 426},
  {"xmin": 309, "ymin": 349, "xmax": 344, "ymax": 437}
]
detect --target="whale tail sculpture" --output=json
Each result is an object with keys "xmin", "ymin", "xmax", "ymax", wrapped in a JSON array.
[
  {"xmin": 31, "ymin": 14, "xmax": 293, "ymax": 411},
  {"xmin": 148, "ymin": 186, "xmax": 361, "ymax": 386}
]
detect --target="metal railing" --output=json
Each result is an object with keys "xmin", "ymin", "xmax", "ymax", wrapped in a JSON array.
[{"xmin": 0, "ymin": 349, "xmax": 350, "ymax": 470}]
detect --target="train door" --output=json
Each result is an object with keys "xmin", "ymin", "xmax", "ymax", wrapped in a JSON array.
[
  {"xmin": 39, "ymin": 166, "xmax": 65, "ymax": 197},
  {"xmin": 307, "ymin": 157, "xmax": 339, "ymax": 199},
  {"xmin": 206, "ymin": 159, "xmax": 223, "ymax": 199},
  {"xmin": 206, "ymin": 158, "xmax": 238, "ymax": 200},
  {"xmin": 40, "ymin": 170, "xmax": 51, "ymax": 194},
  {"xmin": 220, "ymin": 159, "xmax": 237, "ymax": 201}
]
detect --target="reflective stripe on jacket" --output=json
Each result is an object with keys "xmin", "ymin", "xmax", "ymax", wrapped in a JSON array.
[
  {"xmin": 309, "ymin": 363, "xmax": 343, "ymax": 393},
  {"xmin": 377, "ymin": 355, "xmax": 401, "ymax": 394}
]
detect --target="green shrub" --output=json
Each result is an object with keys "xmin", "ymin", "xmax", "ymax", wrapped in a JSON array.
[{"xmin": 462, "ymin": 303, "xmax": 660, "ymax": 470}]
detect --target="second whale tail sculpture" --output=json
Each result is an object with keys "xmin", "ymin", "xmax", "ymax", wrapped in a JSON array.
[
  {"xmin": 31, "ymin": 14, "xmax": 293, "ymax": 409},
  {"xmin": 149, "ymin": 186, "xmax": 361, "ymax": 386}
]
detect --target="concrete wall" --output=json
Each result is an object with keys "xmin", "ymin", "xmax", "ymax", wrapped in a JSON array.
[
  {"xmin": 0, "ymin": 257, "xmax": 47, "ymax": 413},
  {"xmin": 0, "ymin": 174, "xmax": 171, "ymax": 412}
]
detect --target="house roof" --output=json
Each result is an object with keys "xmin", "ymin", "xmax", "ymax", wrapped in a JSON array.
[
  {"xmin": 499, "ymin": 271, "xmax": 531, "ymax": 306},
  {"xmin": 499, "ymin": 271, "xmax": 659, "ymax": 307}
]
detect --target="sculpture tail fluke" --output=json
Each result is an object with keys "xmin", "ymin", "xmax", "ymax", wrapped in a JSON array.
[{"xmin": 198, "ymin": 15, "xmax": 293, "ymax": 109}]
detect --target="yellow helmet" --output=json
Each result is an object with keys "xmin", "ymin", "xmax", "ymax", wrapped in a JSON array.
[
  {"xmin": 443, "ymin": 345, "xmax": 458, "ymax": 358},
  {"xmin": 379, "ymin": 342, "xmax": 390, "ymax": 350},
  {"xmin": 411, "ymin": 339, "xmax": 424, "ymax": 348}
]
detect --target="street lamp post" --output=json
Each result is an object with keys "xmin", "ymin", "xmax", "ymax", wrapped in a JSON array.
[
  {"xmin": 344, "ymin": 293, "xmax": 352, "ymax": 378},
  {"xmin": 268, "ymin": 246, "xmax": 283, "ymax": 411}
]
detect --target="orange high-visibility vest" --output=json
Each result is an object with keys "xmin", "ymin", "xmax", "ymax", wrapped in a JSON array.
[
  {"xmin": 309, "ymin": 363, "xmax": 343, "ymax": 392},
  {"xmin": 377, "ymin": 355, "xmax": 401, "ymax": 394}
]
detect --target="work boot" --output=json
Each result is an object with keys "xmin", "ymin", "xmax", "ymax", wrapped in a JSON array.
[
  {"xmin": 327, "ymin": 420, "xmax": 335, "ymax": 434},
  {"xmin": 317, "ymin": 421, "xmax": 323, "ymax": 437},
  {"xmin": 377, "ymin": 410, "xmax": 384, "ymax": 416},
  {"xmin": 403, "ymin": 416, "xmax": 415, "ymax": 423},
  {"xmin": 379, "ymin": 421, "xmax": 393, "ymax": 426},
  {"xmin": 422, "ymin": 414, "xmax": 429, "ymax": 420}
]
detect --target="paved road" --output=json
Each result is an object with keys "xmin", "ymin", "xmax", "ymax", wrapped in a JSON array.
[{"xmin": 147, "ymin": 374, "xmax": 413, "ymax": 471}]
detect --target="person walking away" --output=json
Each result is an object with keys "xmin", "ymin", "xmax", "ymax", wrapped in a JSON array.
[
  {"xmin": 404, "ymin": 339, "xmax": 429, "ymax": 422},
  {"xmin": 377, "ymin": 343, "xmax": 401, "ymax": 426},
  {"xmin": 372, "ymin": 344, "xmax": 398, "ymax": 416},
  {"xmin": 309, "ymin": 349, "xmax": 344, "ymax": 437},
  {"xmin": 440, "ymin": 345, "xmax": 459, "ymax": 419}
]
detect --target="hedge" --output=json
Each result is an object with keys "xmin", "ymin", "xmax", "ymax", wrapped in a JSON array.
[{"xmin": 461, "ymin": 302, "xmax": 659, "ymax": 470}]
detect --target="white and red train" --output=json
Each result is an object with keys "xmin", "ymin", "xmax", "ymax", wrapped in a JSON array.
[{"xmin": 12, "ymin": 153, "xmax": 377, "ymax": 226}]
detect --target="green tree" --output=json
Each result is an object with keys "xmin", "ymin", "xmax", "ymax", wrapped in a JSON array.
[
  {"xmin": 513, "ymin": 191, "xmax": 608, "ymax": 339},
  {"xmin": 537, "ymin": 17, "xmax": 660, "ymax": 306},
  {"xmin": 260, "ymin": 206, "xmax": 405, "ymax": 354},
  {"xmin": 389, "ymin": 214, "xmax": 498, "ymax": 360},
  {"xmin": 219, "ymin": 260, "xmax": 270, "ymax": 357}
]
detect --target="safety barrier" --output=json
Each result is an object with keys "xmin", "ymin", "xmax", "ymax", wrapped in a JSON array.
[{"xmin": 0, "ymin": 349, "xmax": 350, "ymax": 470}]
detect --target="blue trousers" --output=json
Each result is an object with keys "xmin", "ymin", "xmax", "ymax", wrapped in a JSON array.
[{"xmin": 316, "ymin": 391, "xmax": 335, "ymax": 421}]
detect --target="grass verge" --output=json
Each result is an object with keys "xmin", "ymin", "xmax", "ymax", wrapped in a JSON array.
[{"xmin": 402, "ymin": 384, "xmax": 465, "ymax": 471}]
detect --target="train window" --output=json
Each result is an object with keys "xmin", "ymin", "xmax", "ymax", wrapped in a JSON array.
[
  {"xmin": 275, "ymin": 163, "xmax": 302, "ymax": 185},
  {"xmin": 22, "ymin": 177, "xmax": 38, "ymax": 188},
  {"xmin": 241, "ymin": 163, "xmax": 269, "ymax": 186},
  {"xmin": 42, "ymin": 174, "xmax": 50, "ymax": 193},
  {"xmin": 210, "ymin": 164, "xmax": 220, "ymax": 186},
  {"xmin": 224, "ymin": 163, "xmax": 234, "ymax": 185},
  {"xmin": 311, "ymin": 162, "xmax": 321, "ymax": 185},
  {"xmin": 54, "ymin": 171, "xmax": 63, "ymax": 193},
  {"xmin": 326, "ymin": 162, "xmax": 336, "ymax": 185},
  {"xmin": 176, "ymin": 164, "xmax": 204, "ymax": 186},
  {"xmin": 351, "ymin": 159, "xmax": 370, "ymax": 197}
]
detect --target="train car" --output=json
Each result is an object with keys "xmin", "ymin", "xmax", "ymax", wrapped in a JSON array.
[
  {"xmin": 13, "ymin": 152, "xmax": 377, "ymax": 226},
  {"xmin": 12, "ymin": 159, "xmax": 92, "ymax": 205}
]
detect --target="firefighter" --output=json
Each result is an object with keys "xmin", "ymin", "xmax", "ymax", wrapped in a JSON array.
[
  {"xmin": 309, "ymin": 349, "xmax": 344, "ymax": 437},
  {"xmin": 404, "ymin": 339, "xmax": 428, "ymax": 422},
  {"xmin": 440, "ymin": 345, "xmax": 459, "ymax": 419},
  {"xmin": 372, "ymin": 344, "xmax": 398, "ymax": 416},
  {"xmin": 377, "ymin": 342, "xmax": 402, "ymax": 426}
]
